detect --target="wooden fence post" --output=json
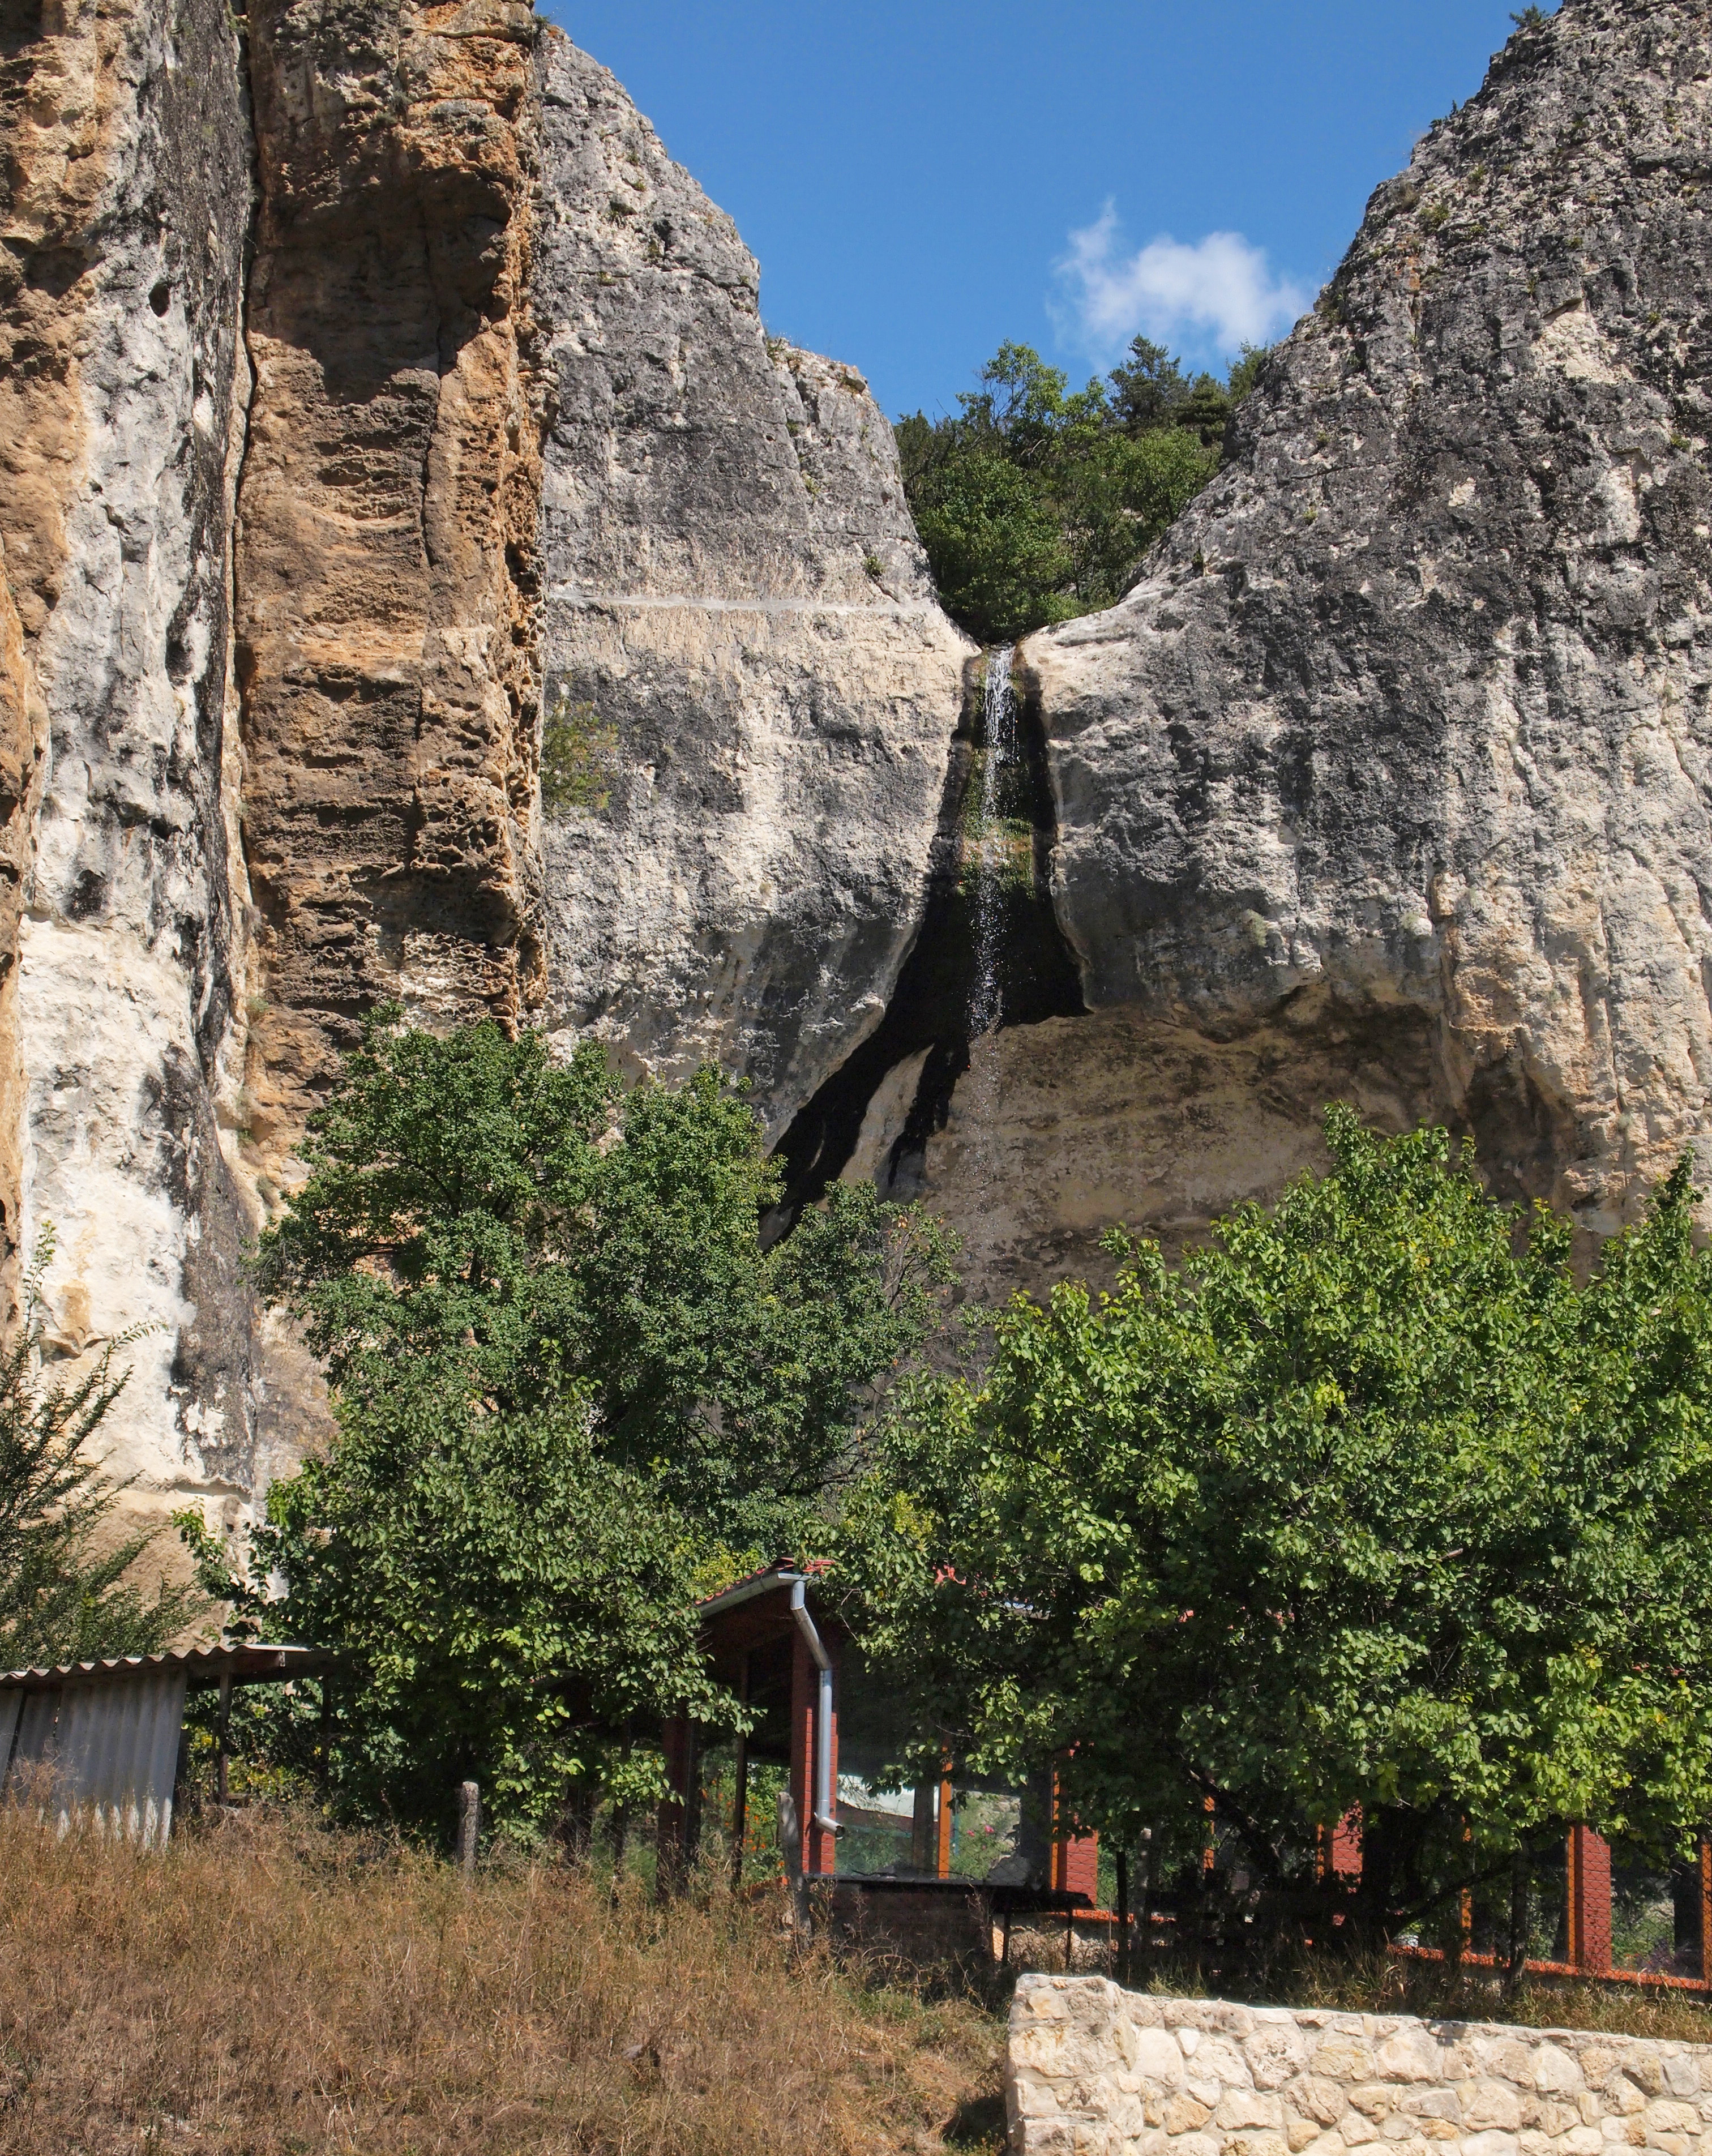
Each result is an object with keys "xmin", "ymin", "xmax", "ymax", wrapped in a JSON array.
[{"xmin": 457, "ymin": 1780, "xmax": 480, "ymax": 1879}]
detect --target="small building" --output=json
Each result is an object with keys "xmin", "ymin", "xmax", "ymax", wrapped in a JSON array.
[
  {"xmin": 0, "ymin": 1642, "xmax": 331, "ymax": 1847},
  {"xmin": 663, "ymin": 1563, "xmax": 1099, "ymax": 1962}
]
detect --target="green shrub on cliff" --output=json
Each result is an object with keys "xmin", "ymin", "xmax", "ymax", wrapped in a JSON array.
[
  {"xmin": 897, "ymin": 336, "xmax": 1267, "ymax": 643},
  {"xmin": 0, "ymin": 1244, "xmax": 201, "ymax": 1669},
  {"xmin": 842, "ymin": 1110, "xmax": 1712, "ymax": 1947}
]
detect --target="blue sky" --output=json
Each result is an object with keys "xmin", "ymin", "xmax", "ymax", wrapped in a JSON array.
[{"xmin": 542, "ymin": 1, "xmax": 1553, "ymax": 419}]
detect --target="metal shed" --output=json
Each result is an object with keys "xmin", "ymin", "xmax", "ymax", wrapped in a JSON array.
[{"xmin": 0, "ymin": 1642, "xmax": 331, "ymax": 1847}]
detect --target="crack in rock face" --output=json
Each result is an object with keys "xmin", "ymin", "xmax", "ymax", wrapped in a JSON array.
[{"xmin": 6, "ymin": 0, "xmax": 1712, "ymax": 1523}]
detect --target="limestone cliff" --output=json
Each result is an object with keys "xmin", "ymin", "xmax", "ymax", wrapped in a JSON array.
[
  {"xmin": 8, "ymin": 0, "xmax": 1712, "ymax": 1518},
  {"xmin": 0, "ymin": 0, "xmax": 258, "ymax": 1504},
  {"xmin": 0, "ymin": 2, "xmax": 970, "ymax": 1521},
  {"xmin": 532, "ymin": 33, "xmax": 971, "ymax": 1136},
  {"xmin": 896, "ymin": 0, "xmax": 1712, "ymax": 1296},
  {"xmin": 236, "ymin": 0, "xmax": 548, "ymax": 1173}
]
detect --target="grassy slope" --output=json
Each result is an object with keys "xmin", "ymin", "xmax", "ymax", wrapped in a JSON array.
[
  {"xmin": 0, "ymin": 1809, "xmax": 1004, "ymax": 2155},
  {"xmin": 6, "ymin": 1807, "xmax": 1711, "ymax": 2153}
]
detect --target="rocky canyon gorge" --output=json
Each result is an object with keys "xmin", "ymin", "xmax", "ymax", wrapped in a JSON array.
[{"xmin": 0, "ymin": 0, "xmax": 1707, "ymax": 1526}]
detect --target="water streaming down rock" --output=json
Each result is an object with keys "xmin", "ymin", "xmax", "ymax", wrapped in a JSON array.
[{"xmin": 967, "ymin": 646, "xmax": 1016, "ymax": 1040}]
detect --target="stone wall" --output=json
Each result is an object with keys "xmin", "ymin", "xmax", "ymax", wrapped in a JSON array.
[{"xmin": 1007, "ymin": 1979, "xmax": 1712, "ymax": 2156}]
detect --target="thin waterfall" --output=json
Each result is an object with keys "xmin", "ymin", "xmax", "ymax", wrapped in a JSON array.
[{"xmin": 968, "ymin": 644, "xmax": 1016, "ymax": 1039}]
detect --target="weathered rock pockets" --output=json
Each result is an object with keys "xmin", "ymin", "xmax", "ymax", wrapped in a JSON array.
[
  {"xmin": 1008, "ymin": 1979, "xmax": 1712, "ymax": 2156},
  {"xmin": 6, "ymin": 0, "xmax": 1712, "ymax": 1524}
]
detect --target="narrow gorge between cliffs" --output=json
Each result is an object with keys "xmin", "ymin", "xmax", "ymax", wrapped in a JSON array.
[{"xmin": 767, "ymin": 644, "xmax": 1084, "ymax": 1239}]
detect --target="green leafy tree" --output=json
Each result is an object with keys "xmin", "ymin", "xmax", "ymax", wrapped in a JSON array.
[
  {"xmin": 192, "ymin": 1377, "xmax": 724, "ymax": 1838},
  {"xmin": 898, "ymin": 335, "xmax": 1265, "ymax": 644},
  {"xmin": 841, "ymin": 1112, "xmax": 1712, "ymax": 1944},
  {"xmin": 209, "ymin": 1011, "xmax": 957, "ymax": 1838},
  {"xmin": 252, "ymin": 1010, "xmax": 955, "ymax": 1548},
  {"xmin": 1, "ymin": 1243, "xmax": 202, "ymax": 1667}
]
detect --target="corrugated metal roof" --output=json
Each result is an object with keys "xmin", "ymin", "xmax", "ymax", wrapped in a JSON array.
[{"xmin": 0, "ymin": 1642, "xmax": 334, "ymax": 1693}]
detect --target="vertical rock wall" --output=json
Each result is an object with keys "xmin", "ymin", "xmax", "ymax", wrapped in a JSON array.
[
  {"xmin": 1009, "ymin": 0, "xmax": 1712, "ymax": 1262},
  {"xmin": 532, "ymin": 33, "xmax": 970, "ymax": 1137},
  {"xmin": 0, "ymin": 0, "xmax": 258, "ymax": 1505},
  {"xmin": 236, "ymin": 0, "xmax": 548, "ymax": 1178},
  {"xmin": 0, "ymin": 2, "xmax": 971, "ymax": 1518}
]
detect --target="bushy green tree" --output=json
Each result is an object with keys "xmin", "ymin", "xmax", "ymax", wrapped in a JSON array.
[
  {"xmin": 205, "ymin": 1011, "xmax": 956, "ymax": 1838},
  {"xmin": 194, "ymin": 1376, "xmax": 723, "ymax": 1837},
  {"xmin": 897, "ymin": 335, "xmax": 1269, "ymax": 644},
  {"xmin": 252, "ymin": 1010, "xmax": 954, "ymax": 1548},
  {"xmin": 841, "ymin": 1111, "xmax": 1712, "ymax": 1941},
  {"xmin": 0, "ymin": 1244, "xmax": 202, "ymax": 1668}
]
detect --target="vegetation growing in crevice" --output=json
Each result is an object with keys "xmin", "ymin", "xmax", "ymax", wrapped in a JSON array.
[
  {"xmin": 0, "ymin": 1241, "xmax": 202, "ymax": 1669},
  {"xmin": 896, "ymin": 337, "xmax": 1270, "ymax": 644}
]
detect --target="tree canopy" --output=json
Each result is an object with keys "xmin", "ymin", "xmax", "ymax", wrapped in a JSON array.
[
  {"xmin": 207, "ymin": 1012, "xmax": 956, "ymax": 1839},
  {"xmin": 895, "ymin": 337, "xmax": 1270, "ymax": 644},
  {"xmin": 839, "ymin": 1110, "xmax": 1712, "ymax": 1941}
]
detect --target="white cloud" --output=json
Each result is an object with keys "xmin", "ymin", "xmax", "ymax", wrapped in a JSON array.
[{"xmin": 1052, "ymin": 203, "xmax": 1309, "ymax": 362}]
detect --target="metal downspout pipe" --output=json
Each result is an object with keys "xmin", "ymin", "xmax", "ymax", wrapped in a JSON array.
[{"xmin": 789, "ymin": 1580, "xmax": 840, "ymax": 1839}]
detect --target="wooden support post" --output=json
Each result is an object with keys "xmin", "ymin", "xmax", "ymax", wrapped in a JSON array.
[
  {"xmin": 682, "ymin": 1722, "xmax": 704, "ymax": 1874},
  {"xmin": 1700, "ymin": 1837, "xmax": 1711, "ymax": 1990},
  {"xmin": 316, "ymin": 1676, "xmax": 332, "ymax": 1800},
  {"xmin": 789, "ymin": 1635, "xmax": 815, "ymax": 1881},
  {"xmin": 911, "ymin": 1779, "xmax": 936, "ymax": 1873},
  {"xmin": 457, "ymin": 1781, "xmax": 480, "ymax": 1878},
  {"xmin": 1567, "ymin": 1825, "xmax": 1612, "ymax": 1974},
  {"xmin": 658, "ymin": 1715, "xmax": 693, "ymax": 1893},
  {"xmin": 216, "ymin": 1671, "xmax": 232, "ymax": 1807},
  {"xmin": 1116, "ymin": 1849, "xmax": 1131, "ymax": 1985},
  {"xmin": 936, "ymin": 1763, "xmax": 953, "ymax": 1879},
  {"xmin": 730, "ymin": 1656, "xmax": 750, "ymax": 1896}
]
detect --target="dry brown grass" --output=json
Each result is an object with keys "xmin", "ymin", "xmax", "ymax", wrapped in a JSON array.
[
  {"xmin": 1128, "ymin": 1947, "xmax": 1712, "ymax": 2044},
  {"xmin": 0, "ymin": 1806, "xmax": 1003, "ymax": 2156}
]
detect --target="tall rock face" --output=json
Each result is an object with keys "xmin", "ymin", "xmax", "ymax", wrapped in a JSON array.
[
  {"xmin": 532, "ymin": 34, "xmax": 970, "ymax": 1136},
  {"xmin": 0, "ymin": 4, "xmax": 969, "ymax": 1521},
  {"xmin": 906, "ymin": 0, "xmax": 1712, "ymax": 1297},
  {"xmin": 0, "ymin": 0, "xmax": 259, "ymax": 1498},
  {"xmin": 236, "ymin": 0, "xmax": 549, "ymax": 1176}
]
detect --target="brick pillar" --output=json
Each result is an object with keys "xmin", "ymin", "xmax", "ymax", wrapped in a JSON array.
[
  {"xmin": 1700, "ymin": 1837, "xmax": 1711, "ymax": 1988},
  {"xmin": 1567, "ymin": 1825, "xmax": 1612, "ymax": 1973},
  {"xmin": 1051, "ymin": 1768, "xmax": 1100, "ymax": 1901},
  {"xmin": 789, "ymin": 1634, "xmax": 814, "ymax": 1880}
]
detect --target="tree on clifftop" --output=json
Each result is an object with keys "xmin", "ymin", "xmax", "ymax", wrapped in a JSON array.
[
  {"xmin": 896, "ymin": 337, "xmax": 1268, "ymax": 644},
  {"xmin": 841, "ymin": 1110, "xmax": 1712, "ymax": 1949},
  {"xmin": 196, "ymin": 1010, "xmax": 956, "ymax": 1841}
]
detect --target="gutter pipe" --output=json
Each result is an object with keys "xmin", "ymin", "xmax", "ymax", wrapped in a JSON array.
[{"xmin": 789, "ymin": 1579, "xmax": 840, "ymax": 1840}]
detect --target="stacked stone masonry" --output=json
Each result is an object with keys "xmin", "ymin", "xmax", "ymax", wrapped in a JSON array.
[{"xmin": 1007, "ymin": 1981, "xmax": 1712, "ymax": 2156}]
